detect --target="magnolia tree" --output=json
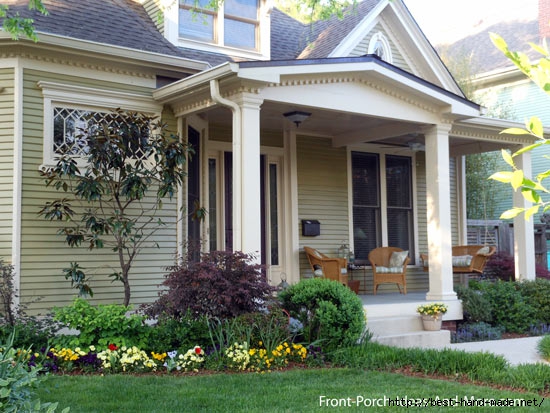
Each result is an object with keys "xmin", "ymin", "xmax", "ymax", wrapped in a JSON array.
[
  {"xmin": 489, "ymin": 33, "xmax": 550, "ymax": 220},
  {"xmin": 39, "ymin": 110, "xmax": 200, "ymax": 306}
]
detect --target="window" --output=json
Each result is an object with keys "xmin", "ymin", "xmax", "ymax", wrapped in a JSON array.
[
  {"xmin": 38, "ymin": 81, "xmax": 162, "ymax": 168},
  {"xmin": 52, "ymin": 108, "xmax": 150, "ymax": 159},
  {"xmin": 368, "ymin": 32, "xmax": 392, "ymax": 64},
  {"xmin": 351, "ymin": 152, "xmax": 414, "ymax": 262},
  {"xmin": 179, "ymin": 0, "xmax": 259, "ymax": 50}
]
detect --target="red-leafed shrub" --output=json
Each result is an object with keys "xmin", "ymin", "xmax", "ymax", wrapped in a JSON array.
[
  {"xmin": 146, "ymin": 250, "xmax": 275, "ymax": 320},
  {"xmin": 483, "ymin": 251, "xmax": 550, "ymax": 281}
]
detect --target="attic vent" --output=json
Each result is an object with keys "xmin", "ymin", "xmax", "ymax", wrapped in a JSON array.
[{"xmin": 368, "ymin": 32, "xmax": 392, "ymax": 64}]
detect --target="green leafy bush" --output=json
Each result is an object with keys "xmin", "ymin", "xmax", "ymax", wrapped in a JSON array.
[
  {"xmin": 517, "ymin": 279, "xmax": 550, "ymax": 325},
  {"xmin": 52, "ymin": 298, "xmax": 150, "ymax": 350},
  {"xmin": 455, "ymin": 285, "xmax": 492, "ymax": 324},
  {"xmin": 537, "ymin": 335, "xmax": 550, "ymax": 361},
  {"xmin": 279, "ymin": 278, "xmax": 365, "ymax": 351},
  {"xmin": 475, "ymin": 281, "xmax": 537, "ymax": 333},
  {"xmin": 0, "ymin": 332, "xmax": 68, "ymax": 412},
  {"xmin": 146, "ymin": 313, "xmax": 210, "ymax": 353}
]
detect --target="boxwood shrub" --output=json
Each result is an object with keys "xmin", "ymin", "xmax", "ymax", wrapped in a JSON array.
[{"xmin": 278, "ymin": 278, "xmax": 365, "ymax": 352}]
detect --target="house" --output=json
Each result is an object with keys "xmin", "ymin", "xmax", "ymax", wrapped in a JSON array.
[
  {"xmin": 442, "ymin": 0, "xmax": 550, "ymax": 219},
  {"xmin": 0, "ymin": 0, "xmax": 537, "ymax": 316}
]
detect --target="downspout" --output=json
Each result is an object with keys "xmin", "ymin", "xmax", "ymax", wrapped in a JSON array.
[{"xmin": 209, "ymin": 79, "xmax": 242, "ymax": 251}]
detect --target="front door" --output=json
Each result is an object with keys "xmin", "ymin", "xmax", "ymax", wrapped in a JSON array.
[{"xmin": 207, "ymin": 150, "xmax": 285, "ymax": 284}]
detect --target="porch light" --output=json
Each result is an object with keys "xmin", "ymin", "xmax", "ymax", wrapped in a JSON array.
[{"xmin": 283, "ymin": 111, "xmax": 311, "ymax": 127}]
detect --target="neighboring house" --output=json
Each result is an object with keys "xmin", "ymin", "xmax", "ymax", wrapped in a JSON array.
[
  {"xmin": 443, "ymin": 0, "xmax": 550, "ymax": 220},
  {"xmin": 0, "ymin": 0, "xmax": 537, "ymax": 314}
]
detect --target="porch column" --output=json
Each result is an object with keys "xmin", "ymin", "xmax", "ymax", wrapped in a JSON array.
[
  {"xmin": 232, "ymin": 92, "xmax": 264, "ymax": 260},
  {"xmin": 424, "ymin": 125, "xmax": 457, "ymax": 301},
  {"xmin": 513, "ymin": 149, "xmax": 536, "ymax": 280}
]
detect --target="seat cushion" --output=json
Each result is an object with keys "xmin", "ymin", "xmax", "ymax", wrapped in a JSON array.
[
  {"xmin": 452, "ymin": 255, "xmax": 473, "ymax": 267},
  {"xmin": 477, "ymin": 246, "xmax": 490, "ymax": 255},
  {"xmin": 313, "ymin": 264, "xmax": 323, "ymax": 277},
  {"xmin": 389, "ymin": 250, "xmax": 408, "ymax": 267},
  {"xmin": 376, "ymin": 266, "xmax": 404, "ymax": 274}
]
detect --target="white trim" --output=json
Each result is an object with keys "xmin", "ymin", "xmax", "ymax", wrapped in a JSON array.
[
  {"xmin": 457, "ymin": 156, "xmax": 468, "ymax": 245},
  {"xmin": 12, "ymin": 60, "xmax": 23, "ymax": 306},
  {"xmin": 285, "ymin": 128, "xmax": 300, "ymax": 284}
]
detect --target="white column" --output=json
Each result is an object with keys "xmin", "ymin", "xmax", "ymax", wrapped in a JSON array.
[
  {"xmin": 232, "ymin": 93, "xmax": 264, "ymax": 260},
  {"xmin": 424, "ymin": 125, "xmax": 457, "ymax": 301},
  {"xmin": 513, "ymin": 149, "xmax": 536, "ymax": 280}
]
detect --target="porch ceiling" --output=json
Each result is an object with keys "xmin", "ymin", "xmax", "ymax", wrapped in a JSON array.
[{"xmin": 202, "ymin": 101, "xmax": 532, "ymax": 155}]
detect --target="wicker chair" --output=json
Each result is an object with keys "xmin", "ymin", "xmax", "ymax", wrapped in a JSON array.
[
  {"xmin": 304, "ymin": 246, "xmax": 348, "ymax": 286},
  {"xmin": 368, "ymin": 247, "xmax": 410, "ymax": 295}
]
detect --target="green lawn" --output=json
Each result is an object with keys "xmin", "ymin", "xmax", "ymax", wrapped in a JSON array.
[{"xmin": 37, "ymin": 368, "xmax": 545, "ymax": 412}]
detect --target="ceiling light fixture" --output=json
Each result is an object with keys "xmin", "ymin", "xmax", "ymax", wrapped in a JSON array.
[{"xmin": 283, "ymin": 111, "xmax": 311, "ymax": 127}]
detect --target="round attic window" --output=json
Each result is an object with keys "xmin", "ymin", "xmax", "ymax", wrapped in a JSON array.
[{"xmin": 368, "ymin": 32, "xmax": 392, "ymax": 64}]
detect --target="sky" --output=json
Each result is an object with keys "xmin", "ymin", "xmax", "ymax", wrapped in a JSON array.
[{"xmin": 403, "ymin": 0, "xmax": 538, "ymax": 45}]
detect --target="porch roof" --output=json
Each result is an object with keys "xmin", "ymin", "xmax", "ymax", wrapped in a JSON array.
[{"xmin": 154, "ymin": 55, "xmax": 538, "ymax": 154}]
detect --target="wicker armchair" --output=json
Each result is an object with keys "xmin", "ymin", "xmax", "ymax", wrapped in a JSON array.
[
  {"xmin": 368, "ymin": 247, "xmax": 410, "ymax": 295},
  {"xmin": 304, "ymin": 246, "xmax": 348, "ymax": 286}
]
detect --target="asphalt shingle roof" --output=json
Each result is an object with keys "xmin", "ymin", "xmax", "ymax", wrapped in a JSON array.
[
  {"xmin": 439, "ymin": 20, "xmax": 540, "ymax": 74},
  {"xmin": 1, "ymin": 0, "xmax": 187, "ymax": 58}
]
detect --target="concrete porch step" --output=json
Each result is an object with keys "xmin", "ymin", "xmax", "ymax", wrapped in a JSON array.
[
  {"xmin": 367, "ymin": 315, "xmax": 423, "ymax": 336},
  {"xmin": 372, "ymin": 330, "xmax": 451, "ymax": 348}
]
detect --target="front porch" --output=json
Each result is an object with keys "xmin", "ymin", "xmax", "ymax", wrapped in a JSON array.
[{"xmin": 361, "ymin": 292, "xmax": 463, "ymax": 348}]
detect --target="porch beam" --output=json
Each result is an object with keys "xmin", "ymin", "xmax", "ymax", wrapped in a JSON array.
[
  {"xmin": 513, "ymin": 149, "xmax": 536, "ymax": 280},
  {"xmin": 424, "ymin": 124, "xmax": 457, "ymax": 301}
]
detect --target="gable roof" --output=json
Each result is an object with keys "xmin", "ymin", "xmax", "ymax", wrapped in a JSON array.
[
  {"xmin": 1, "ymin": 0, "xmax": 187, "ymax": 58},
  {"xmin": 297, "ymin": 0, "xmax": 381, "ymax": 59}
]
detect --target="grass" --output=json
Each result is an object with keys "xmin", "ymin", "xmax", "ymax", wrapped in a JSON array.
[{"xmin": 36, "ymin": 368, "xmax": 547, "ymax": 413}]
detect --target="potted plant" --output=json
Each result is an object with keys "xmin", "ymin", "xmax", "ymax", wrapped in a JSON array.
[{"xmin": 416, "ymin": 303, "xmax": 448, "ymax": 331}]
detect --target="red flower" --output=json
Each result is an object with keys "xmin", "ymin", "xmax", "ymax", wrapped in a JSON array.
[
  {"xmin": 108, "ymin": 344, "xmax": 118, "ymax": 351},
  {"xmin": 194, "ymin": 346, "xmax": 202, "ymax": 355}
]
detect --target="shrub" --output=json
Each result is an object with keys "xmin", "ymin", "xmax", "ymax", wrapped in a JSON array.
[
  {"xmin": 278, "ymin": 278, "xmax": 365, "ymax": 352},
  {"xmin": 452, "ymin": 322, "xmax": 504, "ymax": 343},
  {"xmin": 517, "ymin": 279, "xmax": 550, "ymax": 325},
  {"xmin": 537, "ymin": 335, "xmax": 550, "ymax": 361},
  {"xmin": 483, "ymin": 251, "xmax": 549, "ymax": 280},
  {"xmin": 146, "ymin": 313, "xmax": 210, "ymax": 353},
  {"xmin": 455, "ymin": 285, "xmax": 492, "ymax": 324},
  {"xmin": 476, "ymin": 280, "xmax": 537, "ymax": 333},
  {"xmin": 52, "ymin": 298, "xmax": 150, "ymax": 350},
  {"xmin": 0, "ymin": 332, "xmax": 68, "ymax": 412},
  {"xmin": 146, "ymin": 250, "xmax": 275, "ymax": 320}
]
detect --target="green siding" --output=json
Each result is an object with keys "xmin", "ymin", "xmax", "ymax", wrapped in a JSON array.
[
  {"xmin": 296, "ymin": 136, "xmax": 349, "ymax": 277},
  {"xmin": 0, "ymin": 68, "xmax": 15, "ymax": 261},
  {"xmin": 20, "ymin": 69, "xmax": 177, "ymax": 313}
]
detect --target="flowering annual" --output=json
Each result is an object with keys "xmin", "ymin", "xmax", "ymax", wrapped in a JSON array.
[{"xmin": 417, "ymin": 303, "xmax": 448, "ymax": 319}]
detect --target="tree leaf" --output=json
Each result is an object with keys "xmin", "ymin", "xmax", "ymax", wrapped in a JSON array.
[
  {"xmin": 500, "ymin": 207, "xmax": 525, "ymax": 219},
  {"xmin": 501, "ymin": 149, "xmax": 515, "ymax": 167},
  {"xmin": 511, "ymin": 170, "xmax": 524, "ymax": 190},
  {"xmin": 489, "ymin": 171, "xmax": 514, "ymax": 183},
  {"xmin": 500, "ymin": 127, "xmax": 530, "ymax": 135},
  {"xmin": 521, "ymin": 188, "xmax": 541, "ymax": 203},
  {"xmin": 527, "ymin": 116, "xmax": 544, "ymax": 138},
  {"xmin": 525, "ymin": 204, "xmax": 541, "ymax": 220}
]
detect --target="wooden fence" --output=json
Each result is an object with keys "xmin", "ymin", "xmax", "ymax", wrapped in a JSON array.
[{"xmin": 467, "ymin": 219, "xmax": 548, "ymax": 269}]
